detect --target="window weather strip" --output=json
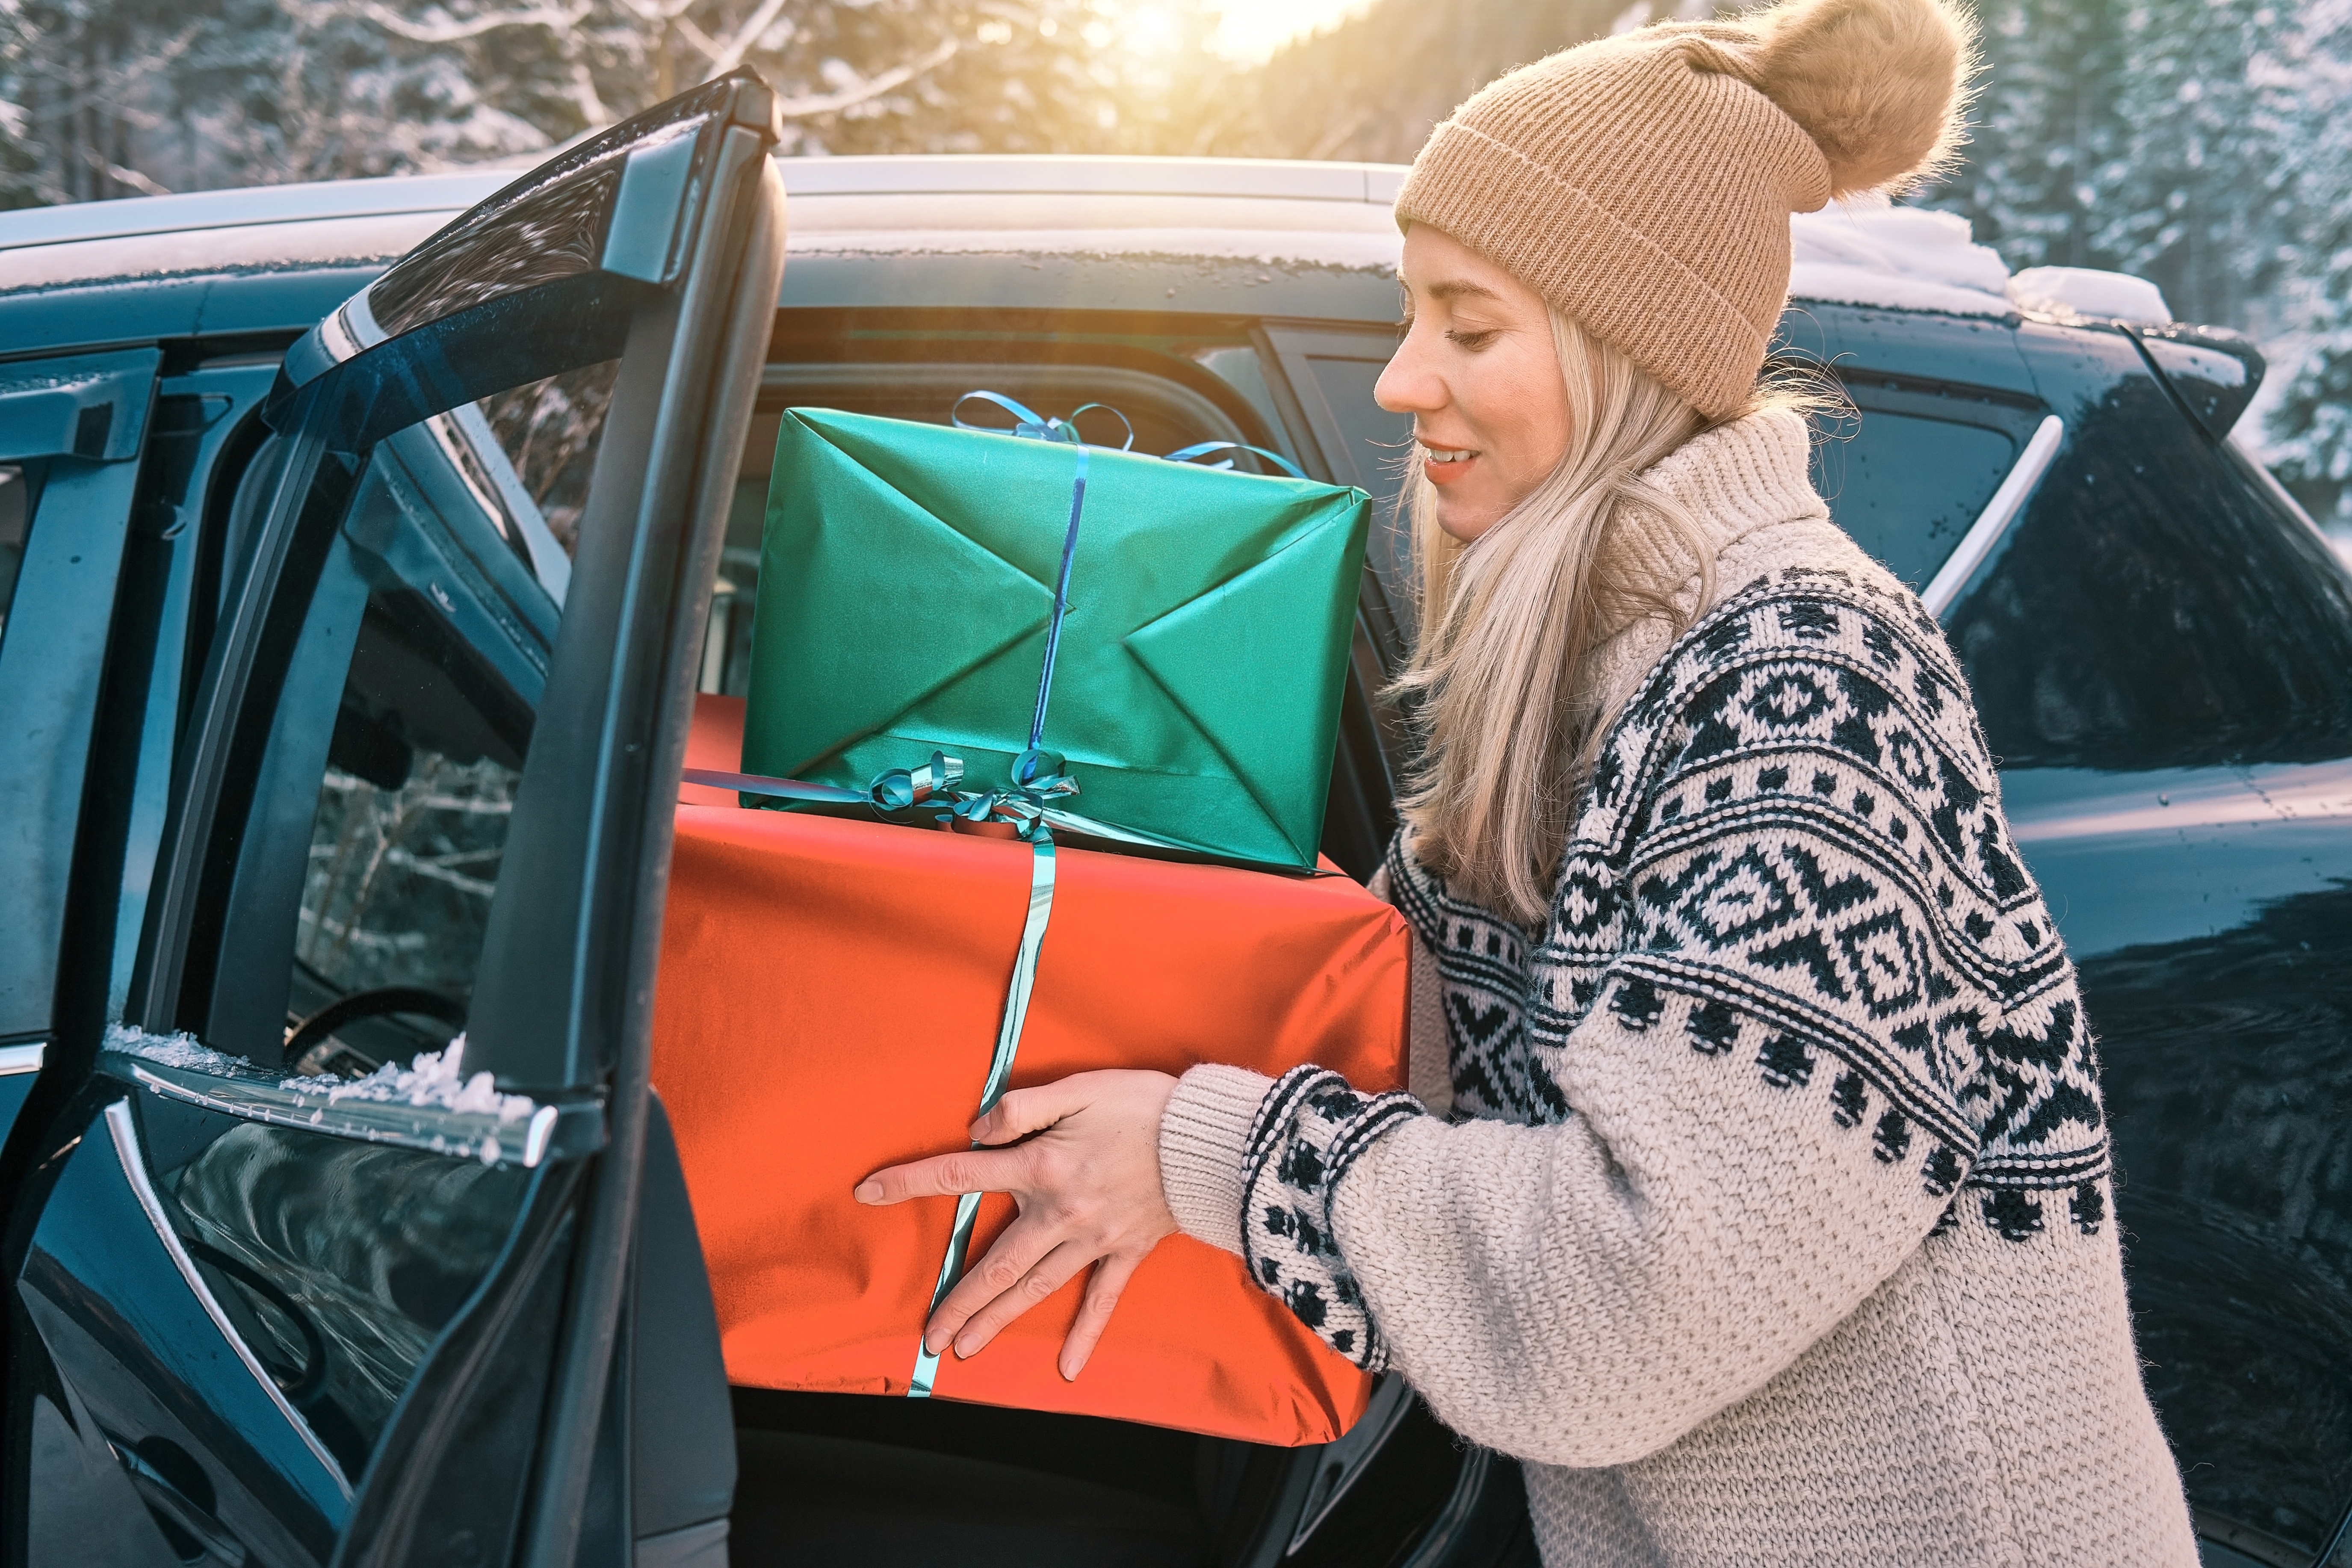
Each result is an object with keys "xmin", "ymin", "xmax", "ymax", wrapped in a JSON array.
[
  {"xmin": 102, "ymin": 1099, "xmax": 355, "ymax": 1497},
  {"xmin": 1920, "ymin": 414, "xmax": 2066, "ymax": 620}
]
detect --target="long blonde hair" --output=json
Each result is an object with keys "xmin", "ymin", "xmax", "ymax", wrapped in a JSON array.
[{"xmin": 1392, "ymin": 311, "xmax": 1780, "ymax": 924}]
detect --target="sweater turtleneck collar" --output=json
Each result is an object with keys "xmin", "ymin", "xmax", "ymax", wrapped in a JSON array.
[{"xmin": 1608, "ymin": 406, "xmax": 1829, "ymax": 609}]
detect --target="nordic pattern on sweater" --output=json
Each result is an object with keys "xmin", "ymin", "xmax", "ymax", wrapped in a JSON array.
[{"xmin": 1240, "ymin": 562, "xmax": 2110, "ymax": 1369}]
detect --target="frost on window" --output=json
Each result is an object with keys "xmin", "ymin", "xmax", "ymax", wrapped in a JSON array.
[{"xmin": 297, "ymin": 752, "xmax": 518, "ymax": 1004}]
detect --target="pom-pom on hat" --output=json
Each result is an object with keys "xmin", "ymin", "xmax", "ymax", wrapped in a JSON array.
[{"xmin": 1393, "ymin": 0, "xmax": 1975, "ymax": 419}]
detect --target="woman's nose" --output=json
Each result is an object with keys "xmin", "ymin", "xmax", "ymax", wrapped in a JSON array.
[{"xmin": 1375, "ymin": 331, "xmax": 1445, "ymax": 415}]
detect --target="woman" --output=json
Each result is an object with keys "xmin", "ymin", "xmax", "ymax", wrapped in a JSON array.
[{"xmin": 858, "ymin": 0, "xmax": 2200, "ymax": 1558}]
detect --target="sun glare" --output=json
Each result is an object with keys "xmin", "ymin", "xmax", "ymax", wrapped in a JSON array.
[{"xmin": 1198, "ymin": 0, "xmax": 1377, "ymax": 62}]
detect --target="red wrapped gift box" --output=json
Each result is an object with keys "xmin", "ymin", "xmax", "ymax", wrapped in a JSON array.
[{"xmin": 652, "ymin": 696, "xmax": 1408, "ymax": 1444}]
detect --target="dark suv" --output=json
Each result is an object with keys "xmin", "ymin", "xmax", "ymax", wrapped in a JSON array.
[{"xmin": 2, "ymin": 74, "xmax": 2348, "ymax": 1568}]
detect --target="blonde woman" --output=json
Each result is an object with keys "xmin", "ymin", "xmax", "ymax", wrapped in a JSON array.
[{"xmin": 860, "ymin": 0, "xmax": 2200, "ymax": 1558}]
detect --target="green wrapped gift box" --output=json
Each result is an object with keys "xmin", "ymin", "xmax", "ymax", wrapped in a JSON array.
[{"xmin": 740, "ymin": 408, "xmax": 1372, "ymax": 871}]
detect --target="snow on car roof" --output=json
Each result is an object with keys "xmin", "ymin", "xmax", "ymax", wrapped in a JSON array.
[
  {"xmin": 0, "ymin": 156, "xmax": 2165, "ymax": 326},
  {"xmin": 1788, "ymin": 201, "xmax": 2016, "ymax": 318}
]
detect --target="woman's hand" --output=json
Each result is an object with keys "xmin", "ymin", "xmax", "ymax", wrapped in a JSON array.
[{"xmin": 854, "ymin": 1069, "xmax": 1180, "ymax": 1380}]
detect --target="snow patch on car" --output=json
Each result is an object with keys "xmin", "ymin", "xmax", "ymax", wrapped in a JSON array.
[
  {"xmin": 278, "ymin": 1036, "xmax": 535, "ymax": 1123},
  {"xmin": 1790, "ymin": 201, "xmax": 2015, "ymax": 318},
  {"xmin": 106, "ymin": 1023, "xmax": 535, "ymax": 1125},
  {"xmin": 105, "ymin": 1023, "xmax": 252, "ymax": 1074}
]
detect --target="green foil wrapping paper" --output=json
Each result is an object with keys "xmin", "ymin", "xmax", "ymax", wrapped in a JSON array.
[{"xmin": 742, "ymin": 408, "xmax": 1372, "ymax": 871}]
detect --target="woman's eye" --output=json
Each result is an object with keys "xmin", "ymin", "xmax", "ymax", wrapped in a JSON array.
[{"xmin": 1446, "ymin": 328, "xmax": 1500, "ymax": 351}]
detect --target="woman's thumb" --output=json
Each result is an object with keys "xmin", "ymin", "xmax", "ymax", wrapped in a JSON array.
[{"xmin": 971, "ymin": 1080, "xmax": 1087, "ymax": 1144}]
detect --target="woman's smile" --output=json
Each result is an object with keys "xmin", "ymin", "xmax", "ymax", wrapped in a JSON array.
[{"xmin": 1421, "ymin": 443, "xmax": 1480, "ymax": 484}]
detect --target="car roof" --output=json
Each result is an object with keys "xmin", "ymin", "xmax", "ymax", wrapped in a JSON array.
[
  {"xmin": 0, "ymin": 157, "xmax": 1404, "ymax": 292},
  {"xmin": 0, "ymin": 153, "xmax": 2071, "ymax": 350}
]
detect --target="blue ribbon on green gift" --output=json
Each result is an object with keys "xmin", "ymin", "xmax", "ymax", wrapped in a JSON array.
[{"xmin": 680, "ymin": 393, "xmax": 1306, "ymax": 1395}]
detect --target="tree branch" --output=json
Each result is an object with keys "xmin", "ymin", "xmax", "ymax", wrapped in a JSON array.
[
  {"xmin": 672, "ymin": 13, "xmax": 728, "ymax": 65},
  {"xmin": 85, "ymin": 147, "xmax": 173, "ymax": 197},
  {"xmin": 698, "ymin": 0, "xmax": 792, "ymax": 77},
  {"xmin": 358, "ymin": 1, "xmax": 590, "ymax": 45},
  {"xmin": 608, "ymin": 0, "xmax": 700, "ymax": 27},
  {"xmin": 768, "ymin": 38, "xmax": 959, "ymax": 117}
]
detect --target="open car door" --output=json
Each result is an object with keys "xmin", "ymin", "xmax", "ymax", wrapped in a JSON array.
[{"xmin": 3, "ymin": 74, "xmax": 784, "ymax": 1568}]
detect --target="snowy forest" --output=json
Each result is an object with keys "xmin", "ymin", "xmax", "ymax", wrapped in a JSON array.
[{"xmin": 3, "ymin": 0, "xmax": 2350, "ymax": 517}]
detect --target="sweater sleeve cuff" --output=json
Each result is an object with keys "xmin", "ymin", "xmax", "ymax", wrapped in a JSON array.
[{"xmin": 1158, "ymin": 1063, "xmax": 1275, "ymax": 1255}]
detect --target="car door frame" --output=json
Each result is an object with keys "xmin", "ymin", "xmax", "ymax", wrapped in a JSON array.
[
  {"xmin": 4, "ymin": 73, "xmax": 784, "ymax": 1568},
  {"xmin": 0, "ymin": 348, "xmax": 163, "ymax": 1136}
]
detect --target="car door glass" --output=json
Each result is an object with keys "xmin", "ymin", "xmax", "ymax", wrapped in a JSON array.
[
  {"xmin": 54, "ymin": 343, "xmax": 615, "ymax": 1513},
  {"xmin": 281, "ymin": 383, "xmax": 607, "ymax": 1072},
  {"xmin": 1260, "ymin": 327, "xmax": 1413, "ymax": 634},
  {"xmin": 1813, "ymin": 403, "xmax": 2019, "ymax": 589},
  {"xmin": 177, "ymin": 368, "xmax": 599, "ymax": 1075},
  {"xmin": 27, "ymin": 360, "xmax": 606, "ymax": 1559},
  {"xmin": 476, "ymin": 360, "xmax": 619, "ymax": 561}
]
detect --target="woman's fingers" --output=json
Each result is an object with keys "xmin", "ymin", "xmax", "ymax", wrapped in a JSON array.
[
  {"xmin": 948, "ymin": 1239, "xmax": 1094, "ymax": 1360},
  {"xmin": 855, "ymin": 1145, "xmax": 1025, "ymax": 1206},
  {"xmin": 923, "ymin": 1210, "xmax": 1064, "ymax": 1353},
  {"xmin": 970, "ymin": 1075, "xmax": 1094, "ymax": 1146},
  {"xmin": 1058, "ymin": 1251, "xmax": 1143, "ymax": 1382}
]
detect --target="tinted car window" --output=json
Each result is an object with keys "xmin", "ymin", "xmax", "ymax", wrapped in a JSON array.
[
  {"xmin": 117, "ymin": 334, "xmax": 623, "ymax": 1483},
  {"xmin": 1262, "ymin": 328, "xmax": 1414, "ymax": 636},
  {"xmin": 1948, "ymin": 378, "xmax": 2352, "ymax": 771},
  {"xmin": 277, "ymin": 377, "xmax": 606, "ymax": 1072},
  {"xmin": 1814, "ymin": 403, "xmax": 2018, "ymax": 589}
]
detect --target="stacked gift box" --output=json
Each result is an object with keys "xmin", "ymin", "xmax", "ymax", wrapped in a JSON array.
[{"xmin": 650, "ymin": 399, "xmax": 1410, "ymax": 1445}]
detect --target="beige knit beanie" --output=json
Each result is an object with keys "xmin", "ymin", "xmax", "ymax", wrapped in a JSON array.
[{"xmin": 1394, "ymin": 0, "xmax": 1975, "ymax": 419}]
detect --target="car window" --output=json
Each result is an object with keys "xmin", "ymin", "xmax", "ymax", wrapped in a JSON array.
[
  {"xmin": 476, "ymin": 360, "xmax": 618, "ymax": 564},
  {"xmin": 1948, "ymin": 378, "xmax": 2352, "ymax": 771},
  {"xmin": 110, "ymin": 332, "xmax": 630, "ymax": 1483},
  {"xmin": 1814, "ymin": 402, "xmax": 2020, "ymax": 590},
  {"xmin": 265, "ymin": 379, "xmax": 605, "ymax": 1074},
  {"xmin": 1260, "ymin": 328, "xmax": 1414, "ymax": 639}
]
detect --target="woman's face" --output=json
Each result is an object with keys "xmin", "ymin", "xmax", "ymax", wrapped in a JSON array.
[{"xmin": 1376, "ymin": 225, "xmax": 1573, "ymax": 542}]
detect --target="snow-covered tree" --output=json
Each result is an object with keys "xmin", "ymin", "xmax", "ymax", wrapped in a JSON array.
[
  {"xmin": 1926, "ymin": 0, "xmax": 2308, "ymax": 328},
  {"xmin": 0, "ymin": 0, "xmax": 1179, "ymax": 205},
  {"xmin": 2266, "ymin": 0, "xmax": 2352, "ymax": 521},
  {"xmin": 1932, "ymin": 0, "xmax": 2131, "ymax": 274},
  {"xmin": 2093, "ymin": 0, "xmax": 2300, "ymax": 327}
]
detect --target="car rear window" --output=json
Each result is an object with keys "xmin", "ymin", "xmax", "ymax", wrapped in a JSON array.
[
  {"xmin": 1813, "ymin": 401, "xmax": 2021, "ymax": 590},
  {"xmin": 1947, "ymin": 377, "xmax": 2352, "ymax": 771}
]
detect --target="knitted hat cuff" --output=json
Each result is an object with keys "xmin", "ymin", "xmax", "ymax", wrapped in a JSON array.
[{"xmin": 1397, "ymin": 117, "xmax": 1771, "ymax": 420}]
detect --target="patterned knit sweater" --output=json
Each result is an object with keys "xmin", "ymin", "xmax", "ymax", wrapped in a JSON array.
[{"xmin": 1157, "ymin": 410, "xmax": 2198, "ymax": 1566}]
